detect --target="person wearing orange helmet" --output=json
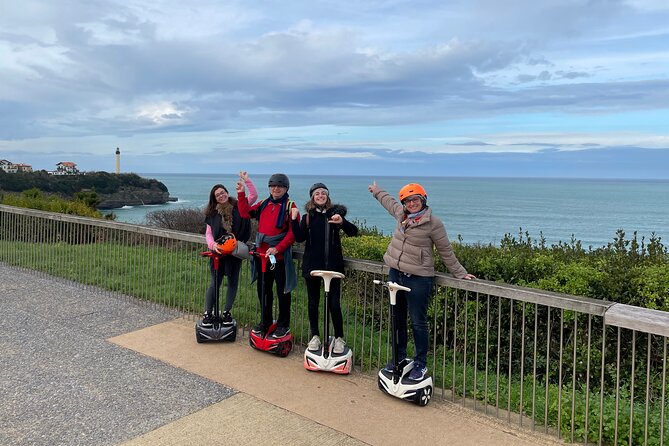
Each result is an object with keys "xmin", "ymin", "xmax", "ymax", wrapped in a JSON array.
[
  {"xmin": 368, "ymin": 180, "xmax": 475, "ymax": 381},
  {"xmin": 202, "ymin": 172, "xmax": 258, "ymax": 327}
]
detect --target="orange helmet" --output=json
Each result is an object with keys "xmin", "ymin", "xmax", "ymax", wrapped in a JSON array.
[
  {"xmin": 215, "ymin": 234, "xmax": 237, "ymax": 255},
  {"xmin": 398, "ymin": 183, "xmax": 427, "ymax": 203}
]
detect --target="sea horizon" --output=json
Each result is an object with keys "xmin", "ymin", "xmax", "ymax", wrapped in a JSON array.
[{"xmin": 108, "ymin": 173, "xmax": 669, "ymax": 249}]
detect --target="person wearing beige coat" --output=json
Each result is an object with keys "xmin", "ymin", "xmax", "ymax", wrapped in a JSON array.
[{"xmin": 369, "ymin": 181, "xmax": 475, "ymax": 381}]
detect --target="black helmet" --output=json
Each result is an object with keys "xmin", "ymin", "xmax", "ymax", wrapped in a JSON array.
[
  {"xmin": 309, "ymin": 182, "xmax": 329, "ymax": 197},
  {"xmin": 268, "ymin": 173, "xmax": 290, "ymax": 190}
]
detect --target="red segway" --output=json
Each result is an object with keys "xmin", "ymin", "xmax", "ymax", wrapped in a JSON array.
[{"xmin": 248, "ymin": 246, "xmax": 293, "ymax": 357}]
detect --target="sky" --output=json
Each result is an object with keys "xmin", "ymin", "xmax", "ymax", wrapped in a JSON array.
[{"xmin": 1, "ymin": 0, "xmax": 669, "ymax": 178}]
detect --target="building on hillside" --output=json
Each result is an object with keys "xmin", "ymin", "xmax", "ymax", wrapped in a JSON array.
[
  {"xmin": 50, "ymin": 162, "xmax": 79, "ymax": 175},
  {"xmin": 0, "ymin": 159, "xmax": 16, "ymax": 173},
  {"xmin": 15, "ymin": 163, "xmax": 33, "ymax": 173}
]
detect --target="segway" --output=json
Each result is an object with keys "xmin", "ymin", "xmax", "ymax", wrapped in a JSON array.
[
  {"xmin": 303, "ymin": 270, "xmax": 352, "ymax": 374},
  {"xmin": 375, "ymin": 279, "xmax": 433, "ymax": 406},
  {"xmin": 248, "ymin": 246, "xmax": 293, "ymax": 357},
  {"xmin": 195, "ymin": 250, "xmax": 237, "ymax": 343}
]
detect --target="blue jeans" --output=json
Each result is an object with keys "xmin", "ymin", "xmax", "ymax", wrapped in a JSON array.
[{"xmin": 388, "ymin": 268, "xmax": 434, "ymax": 366}]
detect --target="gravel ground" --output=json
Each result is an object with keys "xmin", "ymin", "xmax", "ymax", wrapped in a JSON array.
[{"xmin": 0, "ymin": 264, "xmax": 234, "ymax": 446}]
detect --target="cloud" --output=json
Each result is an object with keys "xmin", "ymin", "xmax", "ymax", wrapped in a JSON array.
[{"xmin": 0, "ymin": 0, "xmax": 668, "ymax": 177}]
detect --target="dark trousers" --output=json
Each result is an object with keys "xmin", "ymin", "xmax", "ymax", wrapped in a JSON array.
[
  {"xmin": 204, "ymin": 256, "xmax": 242, "ymax": 314},
  {"xmin": 388, "ymin": 268, "xmax": 434, "ymax": 367},
  {"xmin": 305, "ymin": 274, "xmax": 344, "ymax": 339},
  {"xmin": 255, "ymin": 257, "xmax": 291, "ymax": 329}
]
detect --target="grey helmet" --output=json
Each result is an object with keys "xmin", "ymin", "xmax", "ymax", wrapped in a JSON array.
[
  {"xmin": 309, "ymin": 182, "xmax": 329, "ymax": 197},
  {"xmin": 268, "ymin": 173, "xmax": 290, "ymax": 190}
]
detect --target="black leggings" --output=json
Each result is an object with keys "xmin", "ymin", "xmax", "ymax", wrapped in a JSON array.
[
  {"xmin": 204, "ymin": 256, "xmax": 242, "ymax": 314},
  {"xmin": 255, "ymin": 257, "xmax": 291, "ymax": 329},
  {"xmin": 305, "ymin": 274, "xmax": 344, "ymax": 338}
]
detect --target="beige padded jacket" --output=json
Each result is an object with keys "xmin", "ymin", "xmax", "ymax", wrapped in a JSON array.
[{"xmin": 373, "ymin": 187, "xmax": 468, "ymax": 278}]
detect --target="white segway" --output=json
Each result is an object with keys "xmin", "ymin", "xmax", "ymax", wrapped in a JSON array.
[
  {"xmin": 375, "ymin": 279, "xmax": 433, "ymax": 406},
  {"xmin": 303, "ymin": 270, "xmax": 352, "ymax": 374}
]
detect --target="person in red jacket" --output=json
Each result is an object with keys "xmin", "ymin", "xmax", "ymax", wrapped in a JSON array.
[{"xmin": 237, "ymin": 173, "xmax": 298, "ymax": 338}]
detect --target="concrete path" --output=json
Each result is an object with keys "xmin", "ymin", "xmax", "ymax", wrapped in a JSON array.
[{"xmin": 1, "ymin": 264, "xmax": 566, "ymax": 446}]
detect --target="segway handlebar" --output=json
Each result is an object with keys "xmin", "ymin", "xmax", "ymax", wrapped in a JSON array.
[
  {"xmin": 248, "ymin": 244, "xmax": 276, "ymax": 271},
  {"xmin": 373, "ymin": 280, "xmax": 411, "ymax": 306},
  {"xmin": 310, "ymin": 270, "xmax": 345, "ymax": 292}
]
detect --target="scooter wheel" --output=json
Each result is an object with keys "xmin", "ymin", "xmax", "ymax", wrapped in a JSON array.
[
  {"xmin": 276, "ymin": 340, "xmax": 293, "ymax": 357},
  {"xmin": 196, "ymin": 331, "xmax": 205, "ymax": 344},
  {"xmin": 415, "ymin": 385, "xmax": 433, "ymax": 406}
]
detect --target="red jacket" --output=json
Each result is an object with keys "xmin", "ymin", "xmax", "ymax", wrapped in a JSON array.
[{"xmin": 237, "ymin": 192, "xmax": 298, "ymax": 259}]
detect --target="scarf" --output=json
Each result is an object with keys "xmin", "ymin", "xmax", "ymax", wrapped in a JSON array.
[
  {"xmin": 216, "ymin": 202, "xmax": 233, "ymax": 233},
  {"xmin": 401, "ymin": 207, "xmax": 428, "ymax": 233},
  {"xmin": 268, "ymin": 193, "xmax": 290, "ymax": 228}
]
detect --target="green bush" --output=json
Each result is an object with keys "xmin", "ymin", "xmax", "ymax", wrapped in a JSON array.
[
  {"xmin": 1, "ymin": 189, "xmax": 102, "ymax": 218},
  {"xmin": 341, "ymin": 234, "xmax": 390, "ymax": 261}
]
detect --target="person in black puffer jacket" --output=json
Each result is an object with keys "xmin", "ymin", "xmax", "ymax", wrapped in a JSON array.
[{"xmin": 291, "ymin": 182, "xmax": 358, "ymax": 354}]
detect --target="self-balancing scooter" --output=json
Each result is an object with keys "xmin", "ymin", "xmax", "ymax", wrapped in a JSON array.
[
  {"xmin": 195, "ymin": 250, "xmax": 237, "ymax": 343},
  {"xmin": 248, "ymin": 247, "xmax": 293, "ymax": 357},
  {"xmin": 375, "ymin": 279, "xmax": 433, "ymax": 406},
  {"xmin": 303, "ymin": 270, "xmax": 352, "ymax": 374}
]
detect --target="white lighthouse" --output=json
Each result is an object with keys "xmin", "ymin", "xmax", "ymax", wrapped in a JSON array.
[{"xmin": 115, "ymin": 147, "xmax": 120, "ymax": 174}]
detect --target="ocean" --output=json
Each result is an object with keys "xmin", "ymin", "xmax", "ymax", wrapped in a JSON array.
[{"xmin": 111, "ymin": 174, "xmax": 669, "ymax": 248}]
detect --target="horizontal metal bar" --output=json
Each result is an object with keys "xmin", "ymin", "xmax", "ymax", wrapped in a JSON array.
[{"xmin": 605, "ymin": 303, "xmax": 669, "ymax": 337}]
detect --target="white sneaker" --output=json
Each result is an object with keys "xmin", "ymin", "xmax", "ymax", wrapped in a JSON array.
[
  {"xmin": 333, "ymin": 337, "xmax": 346, "ymax": 354},
  {"xmin": 308, "ymin": 335, "xmax": 321, "ymax": 351}
]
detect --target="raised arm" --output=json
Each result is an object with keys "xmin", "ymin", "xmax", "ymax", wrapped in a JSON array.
[
  {"xmin": 236, "ymin": 180, "xmax": 252, "ymax": 218},
  {"xmin": 240, "ymin": 171, "xmax": 258, "ymax": 204},
  {"xmin": 290, "ymin": 206, "xmax": 307, "ymax": 243},
  {"xmin": 369, "ymin": 181, "xmax": 404, "ymax": 219}
]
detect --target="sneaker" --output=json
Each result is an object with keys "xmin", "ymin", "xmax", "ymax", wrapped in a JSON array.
[
  {"xmin": 222, "ymin": 311, "xmax": 233, "ymax": 324},
  {"xmin": 201, "ymin": 313, "xmax": 213, "ymax": 327},
  {"xmin": 332, "ymin": 337, "xmax": 346, "ymax": 354},
  {"xmin": 251, "ymin": 323, "xmax": 265, "ymax": 334},
  {"xmin": 271, "ymin": 326, "xmax": 290, "ymax": 338},
  {"xmin": 384, "ymin": 361, "xmax": 394, "ymax": 372},
  {"xmin": 307, "ymin": 335, "xmax": 321, "ymax": 351},
  {"xmin": 408, "ymin": 363, "xmax": 428, "ymax": 381}
]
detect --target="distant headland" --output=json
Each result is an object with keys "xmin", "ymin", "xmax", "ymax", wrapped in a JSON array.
[{"xmin": 0, "ymin": 168, "xmax": 177, "ymax": 210}]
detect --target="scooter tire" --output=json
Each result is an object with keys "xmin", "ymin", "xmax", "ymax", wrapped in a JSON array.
[
  {"xmin": 195, "ymin": 331, "xmax": 205, "ymax": 344},
  {"xmin": 415, "ymin": 385, "xmax": 433, "ymax": 406},
  {"xmin": 276, "ymin": 340, "xmax": 293, "ymax": 357}
]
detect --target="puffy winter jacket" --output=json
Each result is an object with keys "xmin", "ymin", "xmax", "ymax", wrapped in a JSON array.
[
  {"xmin": 291, "ymin": 204, "xmax": 358, "ymax": 275},
  {"xmin": 372, "ymin": 187, "xmax": 468, "ymax": 278}
]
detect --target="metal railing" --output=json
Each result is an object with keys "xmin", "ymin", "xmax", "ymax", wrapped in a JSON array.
[{"xmin": 1, "ymin": 204, "xmax": 667, "ymax": 445}]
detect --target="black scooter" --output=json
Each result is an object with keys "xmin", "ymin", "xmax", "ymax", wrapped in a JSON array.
[
  {"xmin": 375, "ymin": 279, "xmax": 433, "ymax": 406},
  {"xmin": 195, "ymin": 250, "xmax": 237, "ymax": 343}
]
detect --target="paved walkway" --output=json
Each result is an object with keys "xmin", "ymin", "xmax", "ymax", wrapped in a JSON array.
[{"xmin": 1, "ymin": 264, "xmax": 566, "ymax": 446}]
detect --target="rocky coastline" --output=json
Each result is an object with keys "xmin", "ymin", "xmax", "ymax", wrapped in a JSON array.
[{"xmin": 97, "ymin": 187, "xmax": 178, "ymax": 209}]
